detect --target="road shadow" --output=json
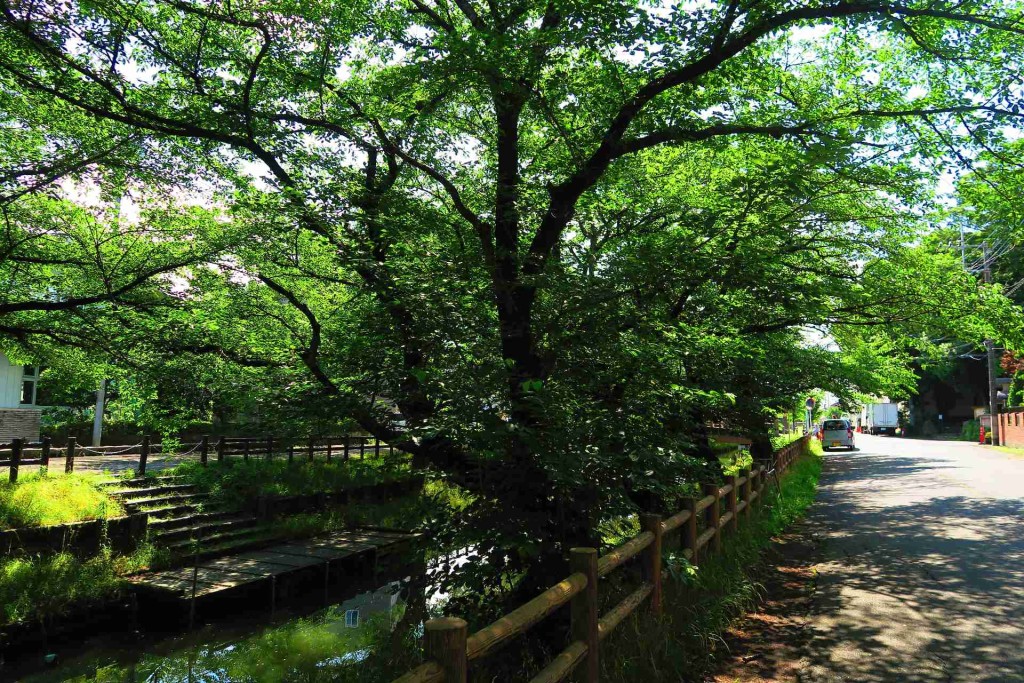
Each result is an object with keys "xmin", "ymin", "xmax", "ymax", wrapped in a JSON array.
[{"xmin": 797, "ymin": 450, "xmax": 1024, "ymax": 682}]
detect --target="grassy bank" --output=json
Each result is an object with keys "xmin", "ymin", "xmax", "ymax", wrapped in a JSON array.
[
  {"xmin": 599, "ymin": 441, "xmax": 823, "ymax": 681},
  {"xmin": 990, "ymin": 444, "xmax": 1024, "ymax": 459},
  {"xmin": 168, "ymin": 454, "xmax": 414, "ymax": 506},
  {"xmin": 0, "ymin": 474, "xmax": 123, "ymax": 530},
  {"xmin": 0, "ymin": 544, "xmax": 161, "ymax": 627}
]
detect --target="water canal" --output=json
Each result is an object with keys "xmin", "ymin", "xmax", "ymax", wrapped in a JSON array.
[{"xmin": 7, "ymin": 580, "xmax": 416, "ymax": 683}]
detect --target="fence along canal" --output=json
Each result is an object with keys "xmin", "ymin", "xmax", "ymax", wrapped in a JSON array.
[
  {"xmin": 394, "ymin": 435, "xmax": 811, "ymax": 683},
  {"xmin": 0, "ymin": 433, "xmax": 399, "ymax": 481}
]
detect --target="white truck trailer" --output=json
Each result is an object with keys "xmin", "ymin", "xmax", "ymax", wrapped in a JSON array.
[{"xmin": 862, "ymin": 403, "xmax": 899, "ymax": 435}]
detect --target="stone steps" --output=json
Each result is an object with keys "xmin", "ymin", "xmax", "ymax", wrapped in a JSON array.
[
  {"xmin": 164, "ymin": 523, "xmax": 272, "ymax": 553},
  {"xmin": 107, "ymin": 483, "xmax": 198, "ymax": 500},
  {"xmin": 156, "ymin": 515, "xmax": 261, "ymax": 545},
  {"xmin": 122, "ymin": 492, "xmax": 211, "ymax": 510}
]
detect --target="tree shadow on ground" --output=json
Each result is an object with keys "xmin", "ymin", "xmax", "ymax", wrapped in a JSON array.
[{"xmin": 794, "ymin": 450, "xmax": 1024, "ymax": 683}]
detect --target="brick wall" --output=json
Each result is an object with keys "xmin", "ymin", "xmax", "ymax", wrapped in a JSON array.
[
  {"xmin": 0, "ymin": 409, "xmax": 41, "ymax": 442},
  {"xmin": 997, "ymin": 409, "xmax": 1024, "ymax": 447}
]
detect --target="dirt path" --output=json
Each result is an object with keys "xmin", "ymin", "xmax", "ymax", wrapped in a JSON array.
[{"xmin": 711, "ymin": 522, "xmax": 823, "ymax": 682}]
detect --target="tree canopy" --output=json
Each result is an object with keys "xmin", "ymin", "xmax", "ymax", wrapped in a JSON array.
[{"xmin": 3, "ymin": 0, "xmax": 1024, "ymax": 591}]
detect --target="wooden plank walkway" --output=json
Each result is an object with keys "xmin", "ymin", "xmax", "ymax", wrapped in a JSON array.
[{"xmin": 132, "ymin": 529, "xmax": 417, "ymax": 601}]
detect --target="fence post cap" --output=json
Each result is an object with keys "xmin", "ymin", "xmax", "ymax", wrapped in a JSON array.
[
  {"xmin": 425, "ymin": 617, "xmax": 468, "ymax": 632},
  {"xmin": 569, "ymin": 546, "xmax": 598, "ymax": 556}
]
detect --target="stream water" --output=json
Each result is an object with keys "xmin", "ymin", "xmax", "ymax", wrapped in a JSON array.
[{"xmin": 6, "ymin": 581, "xmax": 410, "ymax": 683}]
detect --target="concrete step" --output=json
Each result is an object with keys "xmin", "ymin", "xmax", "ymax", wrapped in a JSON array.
[
  {"xmin": 164, "ymin": 524, "xmax": 272, "ymax": 553},
  {"xmin": 103, "ymin": 475, "xmax": 188, "ymax": 489},
  {"xmin": 124, "ymin": 492, "xmax": 210, "ymax": 510},
  {"xmin": 107, "ymin": 483, "xmax": 198, "ymax": 500},
  {"xmin": 139, "ymin": 503, "xmax": 204, "ymax": 520},
  {"xmin": 155, "ymin": 516, "xmax": 260, "ymax": 544},
  {"xmin": 148, "ymin": 509, "xmax": 242, "ymax": 532}
]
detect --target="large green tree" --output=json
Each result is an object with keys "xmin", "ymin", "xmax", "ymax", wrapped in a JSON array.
[{"xmin": 3, "ymin": 0, "xmax": 1024, "ymax": 592}]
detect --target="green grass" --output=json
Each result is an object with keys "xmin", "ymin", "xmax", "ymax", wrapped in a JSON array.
[
  {"xmin": 0, "ymin": 473, "xmax": 124, "ymax": 530},
  {"xmin": 169, "ymin": 454, "xmax": 415, "ymax": 507},
  {"xmin": 990, "ymin": 445, "xmax": 1024, "ymax": 459},
  {"xmin": 771, "ymin": 430, "xmax": 805, "ymax": 450},
  {"xmin": 0, "ymin": 543, "xmax": 162, "ymax": 627},
  {"xmin": 598, "ymin": 441, "xmax": 823, "ymax": 682}
]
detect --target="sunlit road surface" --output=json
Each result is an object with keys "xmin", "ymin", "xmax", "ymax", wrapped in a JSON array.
[{"xmin": 801, "ymin": 434, "xmax": 1024, "ymax": 682}]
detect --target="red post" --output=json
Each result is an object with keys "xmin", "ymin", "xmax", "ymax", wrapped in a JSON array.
[{"xmin": 979, "ymin": 424, "xmax": 986, "ymax": 444}]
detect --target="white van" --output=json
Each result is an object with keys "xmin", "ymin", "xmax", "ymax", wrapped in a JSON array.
[{"xmin": 821, "ymin": 418, "xmax": 855, "ymax": 451}]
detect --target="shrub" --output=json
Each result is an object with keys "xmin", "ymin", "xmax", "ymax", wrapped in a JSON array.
[{"xmin": 960, "ymin": 419, "xmax": 989, "ymax": 443}]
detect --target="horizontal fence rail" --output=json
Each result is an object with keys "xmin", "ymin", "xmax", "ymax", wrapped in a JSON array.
[
  {"xmin": 393, "ymin": 434, "xmax": 812, "ymax": 683},
  {"xmin": 0, "ymin": 433, "xmax": 403, "ymax": 482}
]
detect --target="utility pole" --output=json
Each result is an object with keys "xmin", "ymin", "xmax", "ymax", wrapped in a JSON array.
[
  {"xmin": 960, "ymin": 223, "xmax": 966, "ymax": 269},
  {"xmin": 983, "ymin": 241, "xmax": 1000, "ymax": 444},
  {"xmin": 92, "ymin": 378, "xmax": 106, "ymax": 447}
]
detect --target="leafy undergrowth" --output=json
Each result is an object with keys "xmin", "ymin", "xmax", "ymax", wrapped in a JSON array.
[
  {"xmin": 0, "ymin": 544, "xmax": 160, "ymax": 627},
  {"xmin": 598, "ymin": 442, "xmax": 823, "ymax": 682},
  {"xmin": 0, "ymin": 474, "xmax": 123, "ymax": 529},
  {"xmin": 250, "ymin": 479, "xmax": 475, "ymax": 548},
  {"xmin": 771, "ymin": 430, "xmax": 806, "ymax": 450},
  {"xmin": 718, "ymin": 448, "xmax": 753, "ymax": 477},
  {"xmin": 169, "ymin": 454, "xmax": 415, "ymax": 506}
]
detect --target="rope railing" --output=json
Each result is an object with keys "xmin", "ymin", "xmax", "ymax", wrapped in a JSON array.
[
  {"xmin": 0, "ymin": 432, "xmax": 403, "ymax": 481},
  {"xmin": 76, "ymin": 443, "xmax": 145, "ymax": 456}
]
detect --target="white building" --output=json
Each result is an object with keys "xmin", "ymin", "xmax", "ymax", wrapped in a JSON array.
[{"xmin": 0, "ymin": 353, "xmax": 42, "ymax": 441}]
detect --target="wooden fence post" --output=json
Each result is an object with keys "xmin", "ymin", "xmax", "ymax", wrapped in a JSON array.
[
  {"xmin": 243, "ymin": 439, "xmax": 250, "ymax": 462},
  {"xmin": 374, "ymin": 437, "xmax": 381, "ymax": 459},
  {"xmin": 40, "ymin": 436, "xmax": 50, "ymax": 476},
  {"xmin": 424, "ymin": 617, "xmax": 468, "ymax": 683},
  {"xmin": 138, "ymin": 435, "xmax": 150, "ymax": 476},
  {"xmin": 9, "ymin": 438, "xmax": 22, "ymax": 484},
  {"xmin": 749, "ymin": 468, "xmax": 759, "ymax": 510},
  {"xmin": 266, "ymin": 436, "xmax": 274, "ymax": 460},
  {"xmin": 200, "ymin": 436, "xmax": 209, "ymax": 467},
  {"xmin": 726, "ymin": 475, "xmax": 738, "ymax": 533},
  {"xmin": 288, "ymin": 442, "xmax": 295, "ymax": 464},
  {"xmin": 683, "ymin": 497, "xmax": 698, "ymax": 562},
  {"xmin": 344, "ymin": 434, "xmax": 351, "ymax": 462},
  {"xmin": 640, "ymin": 513, "xmax": 663, "ymax": 616},
  {"xmin": 570, "ymin": 548, "xmax": 599, "ymax": 683},
  {"xmin": 65, "ymin": 436, "xmax": 77, "ymax": 474},
  {"xmin": 308, "ymin": 437, "xmax": 315, "ymax": 463},
  {"xmin": 326, "ymin": 438, "xmax": 333, "ymax": 462},
  {"xmin": 739, "ymin": 468, "xmax": 751, "ymax": 521},
  {"xmin": 703, "ymin": 483, "xmax": 721, "ymax": 554},
  {"xmin": 217, "ymin": 436, "xmax": 226, "ymax": 463}
]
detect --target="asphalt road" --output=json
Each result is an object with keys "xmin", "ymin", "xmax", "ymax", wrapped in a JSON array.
[{"xmin": 801, "ymin": 434, "xmax": 1024, "ymax": 682}]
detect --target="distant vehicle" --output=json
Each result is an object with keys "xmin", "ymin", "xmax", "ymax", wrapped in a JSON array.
[
  {"xmin": 822, "ymin": 419, "xmax": 855, "ymax": 451},
  {"xmin": 862, "ymin": 403, "xmax": 899, "ymax": 435}
]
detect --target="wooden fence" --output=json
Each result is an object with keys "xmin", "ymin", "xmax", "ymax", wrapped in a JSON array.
[
  {"xmin": 393, "ymin": 434, "xmax": 811, "ymax": 683},
  {"xmin": 0, "ymin": 434, "xmax": 400, "ymax": 483}
]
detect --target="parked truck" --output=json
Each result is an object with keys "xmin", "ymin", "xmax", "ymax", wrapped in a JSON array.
[{"xmin": 862, "ymin": 403, "xmax": 899, "ymax": 435}]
